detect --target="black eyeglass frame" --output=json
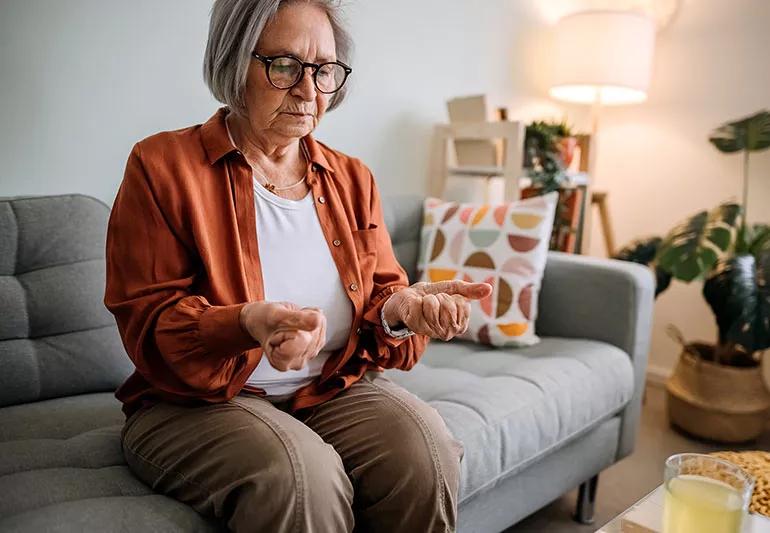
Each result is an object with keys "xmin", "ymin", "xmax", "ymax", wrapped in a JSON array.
[{"xmin": 251, "ymin": 52, "xmax": 352, "ymax": 94}]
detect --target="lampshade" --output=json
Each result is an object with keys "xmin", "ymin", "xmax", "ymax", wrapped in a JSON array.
[{"xmin": 549, "ymin": 10, "xmax": 655, "ymax": 105}]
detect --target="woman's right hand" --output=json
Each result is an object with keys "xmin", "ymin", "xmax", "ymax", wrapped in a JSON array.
[{"xmin": 239, "ymin": 301, "xmax": 326, "ymax": 371}]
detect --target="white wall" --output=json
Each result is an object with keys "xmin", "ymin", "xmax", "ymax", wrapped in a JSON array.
[
  {"xmin": 2, "ymin": 0, "xmax": 768, "ymax": 375},
  {"xmin": 315, "ymin": 0, "xmax": 559, "ymax": 193},
  {"xmin": 0, "ymin": 0, "xmax": 556, "ymax": 204},
  {"xmin": 0, "ymin": 0, "xmax": 218, "ymax": 204}
]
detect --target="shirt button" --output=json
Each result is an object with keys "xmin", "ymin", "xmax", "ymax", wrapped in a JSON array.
[
  {"xmin": 333, "ymin": 239, "xmax": 341, "ymax": 246},
  {"xmin": 349, "ymin": 283, "xmax": 358, "ymax": 291},
  {"xmin": 318, "ymin": 196, "xmax": 326, "ymax": 204}
]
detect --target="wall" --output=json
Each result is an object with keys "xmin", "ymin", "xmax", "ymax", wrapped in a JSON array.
[
  {"xmin": 0, "ymin": 0, "xmax": 556, "ymax": 204},
  {"xmin": 0, "ymin": 0, "xmax": 218, "ymax": 204}
]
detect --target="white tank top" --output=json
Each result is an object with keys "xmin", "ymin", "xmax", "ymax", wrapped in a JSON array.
[{"xmin": 246, "ymin": 174, "xmax": 353, "ymax": 401}]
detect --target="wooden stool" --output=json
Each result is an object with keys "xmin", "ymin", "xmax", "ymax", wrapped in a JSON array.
[{"xmin": 591, "ymin": 191, "xmax": 616, "ymax": 257}]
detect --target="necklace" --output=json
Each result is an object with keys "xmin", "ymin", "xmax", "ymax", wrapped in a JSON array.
[
  {"xmin": 251, "ymin": 140, "xmax": 310, "ymax": 193},
  {"xmin": 225, "ymin": 113, "xmax": 310, "ymax": 195},
  {"xmin": 254, "ymin": 172, "xmax": 306, "ymax": 194}
]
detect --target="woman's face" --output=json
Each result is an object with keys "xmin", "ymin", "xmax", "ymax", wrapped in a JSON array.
[{"xmin": 242, "ymin": 2, "xmax": 336, "ymax": 142}]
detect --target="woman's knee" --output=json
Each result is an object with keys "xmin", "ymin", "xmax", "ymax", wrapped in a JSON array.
[
  {"xmin": 368, "ymin": 402, "xmax": 464, "ymax": 502},
  {"xmin": 224, "ymin": 421, "xmax": 354, "ymax": 532}
]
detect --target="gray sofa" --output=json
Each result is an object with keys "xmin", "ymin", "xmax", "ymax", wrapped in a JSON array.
[{"xmin": 0, "ymin": 193, "xmax": 654, "ymax": 533}]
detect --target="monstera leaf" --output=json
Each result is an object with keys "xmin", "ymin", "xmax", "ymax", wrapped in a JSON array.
[
  {"xmin": 749, "ymin": 224, "xmax": 770, "ymax": 256},
  {"xmin": 656, "ymin": 203, "xmax": 741, "ymax": 282},
  {"xmin": 709, "ymin": 110, "xmax": 770, "ymax": 153},
  {"xmin": 703, "ymin": 252, "xmax": 770, "ymax": 360},
  {"xmin": 613, "ymin": 237, "xmax": 672, "ymax": 296}
]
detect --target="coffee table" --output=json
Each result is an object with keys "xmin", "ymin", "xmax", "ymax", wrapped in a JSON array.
[{"xmin": 596, "ymin": 485, "xmax": 770, "ymax": 532}]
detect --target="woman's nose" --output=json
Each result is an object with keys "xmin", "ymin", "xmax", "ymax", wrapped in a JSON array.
[{"xmin": 290, "ymin": 67, "xmax": 317, "ymax": 101}]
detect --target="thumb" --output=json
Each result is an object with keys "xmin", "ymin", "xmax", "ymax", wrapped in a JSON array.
[
  {"xmin": 423, "ymin": 280, "xmax": 492, "ymax": 300},
  {"xmin": 273, "ymin": 306, "xmax": 322, "ymax": 331}
]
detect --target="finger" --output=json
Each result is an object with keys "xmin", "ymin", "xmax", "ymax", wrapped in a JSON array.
[
  {"xmin": 421, "ymin": 294, "xmax": 442, "ymax": 337},
  {"xmin": 452, "ymin": 294, "xmax": 467, "ymax": 327},
  {"xmin": 272, "ymin": 328, "xmax": 318, "ymax": 371},
  {"xmin": 446, "ymin": 294, "xmax": 467, "ymax": 338},
  {"xmin": 283, "ymin": 330, "xmax": 314, "ymax": 370},
  {"xmin": 276, "ymin": 307, "xmax": 322, "ymax": 331},
  {"xmin": 422, "ymin": 280, "xmax": 492, "ymax": 300},
  {"xmin": 451, "ymin": 294, "xmax": 468, "ymax": 328},
  {"xmin": 299, "ymin": 307, "xmax": 325, "ymax": 359},
  {"xmin": 459, "ymin": 301, "xmax": 471, "ymax": 334},
  {"xmin": 445, "ymin": 294, "xmax": 468, "ymax": 340},
  {"xmin": 436, "ymin": 293, "xmax": 456, "ymax": 340},
  {"xmin": 291, "ymin": 323, "xmax": 321, "ymax": 366},
  {"xmin": 307, "ymin": 312, "xmax": 327, "ymax": 360},
  {"xmin": 266, "ymin": 330, "xmax": 296, "ymax": 371}
]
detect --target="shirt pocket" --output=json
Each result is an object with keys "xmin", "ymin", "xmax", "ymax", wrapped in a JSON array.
[{"xmin": 351, "ymin": 224, "xmax": 378, "ymax": 298}]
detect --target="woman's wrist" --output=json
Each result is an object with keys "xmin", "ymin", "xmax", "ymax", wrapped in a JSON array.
[
  {"xmin": 381, "ymin": 295, "xmax": 403, "ymax": 328},
  {"xmin": 380, "ymin": 294, "xmax": 414, "ymax": 338},
  {"xmin": 239, "ymin": 302, "xmax": 263, "ymax": 343}
]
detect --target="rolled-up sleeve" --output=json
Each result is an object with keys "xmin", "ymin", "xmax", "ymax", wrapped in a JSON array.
[
  {"xmin": 104, "ymin": 144, "xmax": 260, "ymax": 396},
  {"xmin": 358, "ymin": 169, "xmax": 429, "ymax": 370}
]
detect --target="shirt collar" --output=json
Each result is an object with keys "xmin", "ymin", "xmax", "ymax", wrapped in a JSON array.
[{"xmin": 200, "ymin": 106, "xmax": 335, "ymax": 174}]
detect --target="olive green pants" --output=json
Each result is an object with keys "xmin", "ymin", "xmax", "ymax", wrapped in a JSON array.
[{"xmin": 121, "ymin": 370, "xmax": 464, "ymax": 532}]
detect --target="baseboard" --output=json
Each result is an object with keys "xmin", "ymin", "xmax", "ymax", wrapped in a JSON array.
[{"xmin": 645, "ymin": 364, "xmax": 671, "ymax": 389}]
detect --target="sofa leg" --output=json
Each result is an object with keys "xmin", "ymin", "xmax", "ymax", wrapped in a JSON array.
[{"xmin": 573, "ymin": 474, "xmax": 599, "ymax": 525}]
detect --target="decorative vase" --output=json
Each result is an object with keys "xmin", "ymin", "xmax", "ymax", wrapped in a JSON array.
[{"xmin": 666, "ymin": 343, "xmax": 770, "ymax": 443}]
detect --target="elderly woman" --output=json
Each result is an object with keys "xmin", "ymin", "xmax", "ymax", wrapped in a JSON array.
[{"xmin": 105, "ymin": 0, "xmax": 491, "ymax": 531}]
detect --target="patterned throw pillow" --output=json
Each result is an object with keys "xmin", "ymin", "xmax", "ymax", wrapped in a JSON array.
[{"xmin": 417, "ymin": 192, "xmax": 558, "ymax": 347}]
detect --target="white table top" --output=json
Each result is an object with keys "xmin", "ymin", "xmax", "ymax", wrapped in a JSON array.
[{"xmin": 596, "ymin": 485, "xmax": 770, "ymax": 532}]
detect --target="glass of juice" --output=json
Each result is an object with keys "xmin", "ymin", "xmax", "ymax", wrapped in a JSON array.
[{"xmin": 663, "ymin": 453, "xmax": 754, "ymax": 533}]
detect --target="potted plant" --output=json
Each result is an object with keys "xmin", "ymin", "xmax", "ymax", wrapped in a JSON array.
[
  {"xmin": 614, "ymin": 110, "xmax": 770, "ymax": 443},
  {"xmin": 522, "ymin": 120, "xmax": 585, "ymax": 252}
]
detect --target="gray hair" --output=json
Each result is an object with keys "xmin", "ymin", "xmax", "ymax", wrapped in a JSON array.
[{"xmin": 203, "ymin": 0, "xmax": 353, "ymax": 116}]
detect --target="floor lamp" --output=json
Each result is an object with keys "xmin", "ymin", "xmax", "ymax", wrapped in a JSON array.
[{"xmin": 548, "ymin": 10, "xmax": 656, "ymax": 255}]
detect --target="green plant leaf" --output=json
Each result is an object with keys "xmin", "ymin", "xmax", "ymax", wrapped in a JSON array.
[
  {"xmin": 709, "ymin": 227, "xmax": 732, "ymax": 250},
  {"xmin": 703, "ymin": 253, "xmax": 770, "ymax": 358},
  {"xmin": 656, "ymin": 203, "xmax": 741, "ymax": 282},
  {"xmin": 735, "ymin": 224, "xmax": 752, "ymax": 254},
  {"xmin": 749, "ymin": 224, "xmax": 770, "ymax": 257},
  {"xmin": 612, "ymin": 237, "xmax": 672, "ymax": 296},
  {"xmin": 708, "ymin": 110, "xmax": 770, "ymax": 153},
  {"xmin": 613, "ymin": 236, "xmax": 661, "ymax": 264}
]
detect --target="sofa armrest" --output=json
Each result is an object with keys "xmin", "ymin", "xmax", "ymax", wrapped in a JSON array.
[{"xmin": 536, "ymin": 251, "xmax": 655, "ymax": 459}]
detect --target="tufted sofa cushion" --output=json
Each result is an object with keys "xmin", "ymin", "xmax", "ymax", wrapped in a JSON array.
[
  {"xmin": 0, "ymin": 195, "xmax": 133, "ymax": 407},
  {"xmin": 385, "ymin": 337, "xmax": 635, "ymax": 505},
  {"xmin": 0, "ymin": 393, "xmax": 219, "ymax": 531}
]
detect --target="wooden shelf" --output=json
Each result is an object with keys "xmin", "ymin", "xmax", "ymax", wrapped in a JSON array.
[{"xmin": 447, "ymin": 168, "xmax": 590, "ymax": 188}]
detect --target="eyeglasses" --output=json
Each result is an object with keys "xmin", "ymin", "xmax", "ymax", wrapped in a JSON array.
[{"xmin": 251, "ymin": 53, "xmax": 352, "ymax": 94}]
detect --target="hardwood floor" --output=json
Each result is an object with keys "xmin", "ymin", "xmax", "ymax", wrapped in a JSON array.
[{"xmin": 504, "ymin": 385, "xmax": 770, "ymax": 532}]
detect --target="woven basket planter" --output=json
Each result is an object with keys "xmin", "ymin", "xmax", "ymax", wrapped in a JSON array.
[{"xmin": 666, "ymin": 343, "xmax": 770, "ymax": 443}]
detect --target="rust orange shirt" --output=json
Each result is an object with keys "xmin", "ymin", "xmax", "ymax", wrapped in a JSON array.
[{"xmin": 104, "ymin": 107, "xmax": 429, "ymax": 419}]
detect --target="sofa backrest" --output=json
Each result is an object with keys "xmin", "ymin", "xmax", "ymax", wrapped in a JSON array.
[
  {"xmin": 0, "ymin": 195, "xmax": 132, "ymax": 407},
  {"xmin": 381, "ymin": 194, "xmax": 424, "ymax": 285}
]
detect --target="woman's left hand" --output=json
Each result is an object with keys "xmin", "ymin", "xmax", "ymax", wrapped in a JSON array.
[{"xmin": 381, "ymin": 281, "xmax": 493, "ymax": 341}]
